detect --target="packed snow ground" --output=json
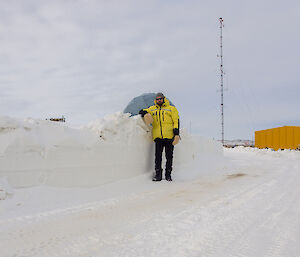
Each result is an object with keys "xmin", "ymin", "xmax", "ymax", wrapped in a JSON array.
[
  {"xmin": 1, "ymin": 149, "xmax": 300, "ymax": 257},
  {"xmin": 1, "ymin": 115, "xmax": 300, "ymax": 256}
]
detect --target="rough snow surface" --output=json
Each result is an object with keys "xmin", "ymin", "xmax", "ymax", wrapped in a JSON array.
[
  {"xmin": 0, "ymin": 113, "xmax": 222, "ymax": 188},
  {"xmin": 1, "ymin": 147, "xmax": 300, "ymax": 257}
]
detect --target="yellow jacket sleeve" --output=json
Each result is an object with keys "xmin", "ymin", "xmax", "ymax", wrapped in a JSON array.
[{"xmin": 171, "ymin": 107, "xmax": 179, "ymax": 129}]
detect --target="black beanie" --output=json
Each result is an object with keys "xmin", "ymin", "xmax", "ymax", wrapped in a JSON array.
[{"xmin": 156, "ymin": 92, "xmax": 164, "ymax": 98}]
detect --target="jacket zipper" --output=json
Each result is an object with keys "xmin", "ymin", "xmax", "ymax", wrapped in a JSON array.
[{"xmin": 158, "ymin": 108, "xmax": 163, "ymax": 138}]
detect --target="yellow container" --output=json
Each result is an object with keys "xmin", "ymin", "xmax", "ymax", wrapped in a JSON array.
[{"xmin": 255, "ymin": 126, "xmax": 300, "ymax": 150}]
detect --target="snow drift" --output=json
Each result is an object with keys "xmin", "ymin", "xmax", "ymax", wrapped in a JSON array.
[{"xmin": 0, "ymin": 113, "xmax": 223, "ymax": 189}]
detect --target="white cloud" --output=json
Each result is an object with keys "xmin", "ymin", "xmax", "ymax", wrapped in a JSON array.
[{"xmin": 0, "ymin": 0, "xmax": 299, "ymax": 139}]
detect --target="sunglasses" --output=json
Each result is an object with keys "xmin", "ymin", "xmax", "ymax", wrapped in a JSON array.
[{"xmin": 156, "ymin": 97, "xmax": 164, "ymax": 101}]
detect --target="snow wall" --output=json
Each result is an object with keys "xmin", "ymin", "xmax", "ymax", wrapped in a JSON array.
[{"xmin": 0, "ymin": 113, "xmax": 223, "ymax": 188}]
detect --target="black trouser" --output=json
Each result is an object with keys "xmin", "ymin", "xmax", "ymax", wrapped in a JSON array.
[{"xmin": 155, "ymin": 138, "xmax": 174, "ymax": 173}]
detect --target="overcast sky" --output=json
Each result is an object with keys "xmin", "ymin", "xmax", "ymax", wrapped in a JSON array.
[{"xmin": 0, "ymin": 0, "xmax": 299, "ymax": 140}]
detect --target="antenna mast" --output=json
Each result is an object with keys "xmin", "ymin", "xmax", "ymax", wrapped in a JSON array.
[{"xmin": 219, "ymin": 17, "xmax": 225, "ymax": 145}]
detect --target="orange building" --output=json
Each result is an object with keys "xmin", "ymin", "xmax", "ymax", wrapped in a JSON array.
[{"xmin": 255, "ymin": 126, "xmax": 300, "ymax": 150}]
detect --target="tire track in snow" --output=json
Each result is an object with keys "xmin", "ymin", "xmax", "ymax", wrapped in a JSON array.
[
  {"xmin": 0, "ymin": 177, "xmax": 280, "ymax": 256},
  {"xmin": 1, "ymin": 153, "xmax": 300, "ymax": 257},
  {"xmin": 0, "ymin": 176, "xmax": 250, "ymax": 257},
  {"xmin": 263, "ymin": 167, "xmax": 300, "ymax": 257},
  {"xmin": 1, "ymin": 183, "xmax": 206, "ymax": 257},
  {"xmin": 87, "ymin": 159, "xmax": 300, "ymax": 257},
  {"xmin": 220, "ymin": 164, "xmax": 299, "ymax": 257},
  {"xmin": 67, "ymin": 174, "xmax": 281, "ymax": 256}
]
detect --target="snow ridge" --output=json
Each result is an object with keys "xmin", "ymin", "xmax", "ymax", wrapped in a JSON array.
[{"xmin": 0, "ymin": 113, "xmax": 222, "ymax": 188}]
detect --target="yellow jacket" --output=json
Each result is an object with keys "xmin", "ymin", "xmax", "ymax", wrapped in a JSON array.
[{"xmin": 143, "ymin": 98, "xmax": 179, "ymax": 141}]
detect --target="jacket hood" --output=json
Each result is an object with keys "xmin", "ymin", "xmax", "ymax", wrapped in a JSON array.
[{"xmin": 154, "ymin": 97, "xmax": 170, "ymax": 107}]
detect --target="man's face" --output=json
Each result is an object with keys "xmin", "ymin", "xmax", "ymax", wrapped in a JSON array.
[{"xmin": 156, "ymin": 97, "xmax": 164, "ymax": 106}]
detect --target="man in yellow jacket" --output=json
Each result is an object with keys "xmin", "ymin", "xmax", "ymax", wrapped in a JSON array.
[{"xmin": 139, "ymin": 93, "xmax": 180, "ymax": 181}]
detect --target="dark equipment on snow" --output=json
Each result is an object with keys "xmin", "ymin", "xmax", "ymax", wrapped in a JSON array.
[{"xmin": 46, "ymin": 116, "xmax": 66, "ymax": 122}]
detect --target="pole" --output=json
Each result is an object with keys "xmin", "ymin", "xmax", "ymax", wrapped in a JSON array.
[{"xmin": 219, "ymin": 17, "xmax": 225, "ymax": 146}]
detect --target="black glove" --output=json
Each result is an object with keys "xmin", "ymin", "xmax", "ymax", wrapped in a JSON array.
[
  {"xmin": 139, "ymin": 109, "xmax": 148, "ymax": 117},
  {"xmin": 173, "ymin": 128, "xmax": 179, "ymax": 136}
]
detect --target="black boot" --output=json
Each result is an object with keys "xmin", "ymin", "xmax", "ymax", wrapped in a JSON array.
[
  {"xmin": 165, "ymin": 170, "xmax": 172, "ymax": 181},
  {"xmin": 152, "ymin": 169, "xmax": 162, "ymax": 181}
]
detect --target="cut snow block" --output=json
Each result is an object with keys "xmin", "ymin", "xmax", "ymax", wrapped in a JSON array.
[{"xmin": 0, "ymin": 113, "xmax": 223, "ymax": 188}]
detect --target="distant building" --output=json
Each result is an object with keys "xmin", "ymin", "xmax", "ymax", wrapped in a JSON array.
[
  {"xmin": 255, "ymin": 126, "xmax": 300, "ymax": 150},
  {"xmin": 223, "ymin": 140, "xmax": 254, "ymax": 148}
]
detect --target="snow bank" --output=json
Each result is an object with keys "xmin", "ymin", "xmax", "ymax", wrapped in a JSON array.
[
  {"xmin": 0, "ymin": 113, "xmax": 223, "ymax": 189},
  {"xmin": 230, "ymin": 146, "xmax": 300, "ymax": 159}
]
